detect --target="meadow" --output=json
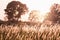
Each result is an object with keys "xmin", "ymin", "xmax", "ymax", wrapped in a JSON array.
[{"xmin": 0, "ymin": 22, "xmax": 60, "ymax": 40}]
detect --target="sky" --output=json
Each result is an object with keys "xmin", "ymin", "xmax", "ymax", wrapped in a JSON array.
[{"xmin": 0, "ymin": 0, "xmax": 60, "ymax": 20}]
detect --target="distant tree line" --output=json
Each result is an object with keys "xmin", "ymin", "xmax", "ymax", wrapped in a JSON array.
[{"xmin": 0, "ymin": 1, "xmax": 60, "ymax": 25}]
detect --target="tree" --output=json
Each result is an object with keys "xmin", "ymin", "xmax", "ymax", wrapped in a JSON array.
[
  {"xmin": 50, "ymin": 3, "xmax": 60, "ymax": 16},
  {"xmin": 4, "ymin": 1, "xmax": 28, "ymax": 24},
  {"xmin": 29, "ymin": 10, "xmax": 41, "ymax": 23},
  {"xmin": 46, "ymin": 3, "xmax": 60, "ymax": 23}
]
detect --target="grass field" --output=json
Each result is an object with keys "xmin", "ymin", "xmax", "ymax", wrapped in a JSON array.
[{"xmin": 0, "ymin": 22, "xmax": 60, "ymax": 40}]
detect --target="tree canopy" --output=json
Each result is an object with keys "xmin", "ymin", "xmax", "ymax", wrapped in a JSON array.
[
  {"xmin": 4, "ymin": 1, "xmax": 28, "ymax": 24},
  {"xmin": 45, "ymin": 3, "xmax": 60, "ymax": 23}
]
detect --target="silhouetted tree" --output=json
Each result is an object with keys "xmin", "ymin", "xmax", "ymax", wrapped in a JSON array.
[{"xmin": 4, "ymin": 1, "xmax": 28, "ymax": 24}]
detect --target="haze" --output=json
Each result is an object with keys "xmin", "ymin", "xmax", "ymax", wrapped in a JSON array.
[{"xmin": 0, "ymin": 0, "xmax": 60, "ymax": 20}]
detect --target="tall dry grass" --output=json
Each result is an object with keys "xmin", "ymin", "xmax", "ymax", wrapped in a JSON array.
[{"xmin": 0, "ymin": 23, "xmax": 60, "ymax": 40}]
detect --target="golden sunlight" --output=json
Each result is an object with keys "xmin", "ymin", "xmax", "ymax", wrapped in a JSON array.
[
  {"xmin": 0, "ymin": 0, "xmax": 60, "ymax": 21},
  {"xmin": 19, "ymin": 0, "xmax": 59, "ymax": 13},
  {"xmin": 18, "ymin": 0, "xmax": 60, "ymax": 22}
]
